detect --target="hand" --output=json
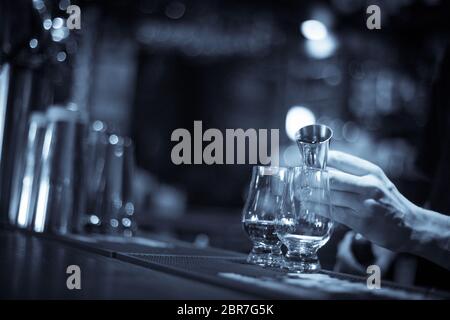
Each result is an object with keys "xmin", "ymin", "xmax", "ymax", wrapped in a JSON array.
[
  {"xmin": 307, "ymin": 150, "xmax": 420, "ymax": 253},
  {"xmin": 307, "ymin": 150, "xmax": 450, "ymax": 270},
  {"xmin": 335, "ymin": 231, "xmax": 396, "ymax": 275}
]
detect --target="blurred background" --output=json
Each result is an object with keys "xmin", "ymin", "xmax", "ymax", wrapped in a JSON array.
[{"xmin": 1, "ymin": 0, "xmax": 449, "ymax": 284}]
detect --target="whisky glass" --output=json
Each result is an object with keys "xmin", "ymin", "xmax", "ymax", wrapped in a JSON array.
[
  {"xmin": 242, "ymin": 166, "xmax": 289, "ymax": 267},
  {"xmin": 276, "ymin": 166, "xmax": 333, "ymax": 273}
]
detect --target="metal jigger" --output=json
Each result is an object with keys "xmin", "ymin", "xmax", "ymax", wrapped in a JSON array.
[{"xmin": 295, "ymin": 124, "xmax": 333, "ymax": 169}]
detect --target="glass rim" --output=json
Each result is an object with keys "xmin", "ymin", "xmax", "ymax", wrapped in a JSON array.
[
  {"xmin": 253, "ymin": 165, "xmax": 288, "ymax": 176},
  {"xmin": 295, "ymin": 124, "xmax": 333, "ymax": 144},
  {"xmin": 288, "ymin": 166, "xmax": 329, "ymax": 172}
]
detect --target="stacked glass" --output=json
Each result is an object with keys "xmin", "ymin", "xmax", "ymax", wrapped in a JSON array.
[{"xmin": 242, "ymin": 124, "xmax": 334, "ymax": 273}]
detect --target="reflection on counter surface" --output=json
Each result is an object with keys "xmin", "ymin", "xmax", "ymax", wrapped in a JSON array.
[{"xmin": 0, "ymin": 0, "xmax": 450, "ymax": 300}]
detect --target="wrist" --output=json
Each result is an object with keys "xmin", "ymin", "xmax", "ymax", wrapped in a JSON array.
[
  {"xmin": 405, "ymin": 205, "xmax": 429, "ymax": 255},
  {"xmin": 407, "ymin": 206, "xmax": 450, "ymax": 269}
]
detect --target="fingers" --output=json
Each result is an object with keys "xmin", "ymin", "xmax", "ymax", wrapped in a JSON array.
[
  {"xmin": 328, "ymin": 169, "xmax": 366, "ymax": 193},
  {"xmin": 328, "ymin": 150, "xmax": 382, "ymax": 177},
  {"xmin": 332, "ymin": 190, "xmax": 363, "ymax": 211},
  {"xmin": 328, "ymin": 169, "xmax": 384, "ymax": 198},
  {"xmin": 304, "ymin": 201, "xmax": 364, "ymax": 231},
  {"xmin": 305, "ymin": 188, "xmax": 363, "ymax": 212}
]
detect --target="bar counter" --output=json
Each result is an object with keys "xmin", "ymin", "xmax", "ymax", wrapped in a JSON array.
[{"xmin": 0, "ymin": 228, "xmax": 448, "ymax": 300}]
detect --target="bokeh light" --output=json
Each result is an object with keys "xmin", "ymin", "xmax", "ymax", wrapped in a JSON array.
[
  {"xmin": 285, "ymin": 106, "xmax": 316, "ymax": 141},
  {"xmin": 301, "ymin": 20, "xmax": 328, "ymax": 40}
]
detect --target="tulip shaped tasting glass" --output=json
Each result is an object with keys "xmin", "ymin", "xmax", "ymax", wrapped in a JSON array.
[
  {"xmin": 242, "ymin": 166, "xmax": 288, "ymax": 267},
  {"xmin": 276, "ymin": 167, "xmax": 333, "ymax": 273}
]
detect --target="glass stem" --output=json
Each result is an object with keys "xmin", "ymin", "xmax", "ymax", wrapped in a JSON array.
[
  {"xmin": 252, "ymin": 243, "xmax": 281, "ymax": 255},
  {"xmin": 286, "ymin": 250, "xmax": 318, "ymax": 263}
]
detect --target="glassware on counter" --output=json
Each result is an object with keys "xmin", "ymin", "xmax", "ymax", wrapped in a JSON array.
[
  {"xmin": 75, "ymin": 118, "xmax": 138, "ymax": 236},
  {"xmin": 242, "ymin": 166, "xmax": 289, "ymax": 267},
  {"xmin": 276, "ymin": 166, "xmax": 333, "ymax": 273},
  {"xmin": 83, "ymin": 120, "xmax": 108, "ymax": 233},
  {"xmin": 32, "ymin": 105, "xmax": 87, "ymax": 234},
  {"xmin": 14, "ymin": 112, "xmax": 47, "ymax": 229}
]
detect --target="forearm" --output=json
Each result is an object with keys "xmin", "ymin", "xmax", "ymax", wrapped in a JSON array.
[{"xmin": 407, "ymin": 206, "xmax": 450, "ymax": 270}]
